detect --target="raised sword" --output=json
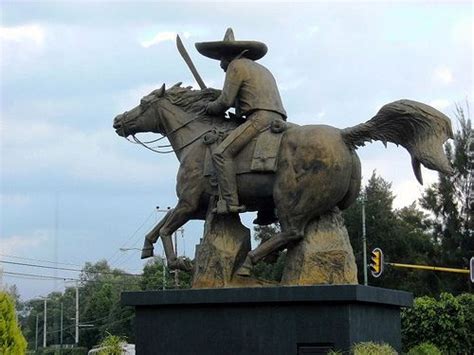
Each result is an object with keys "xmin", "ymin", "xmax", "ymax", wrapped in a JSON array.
[{"xmin": 176, "ymin": 35, "xmax": 207, "ymax": 90}]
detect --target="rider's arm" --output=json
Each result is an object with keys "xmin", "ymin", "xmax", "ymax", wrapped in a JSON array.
[{"xmin": 206, "ymin": 61, "xmax": 243, "ymax": 115}]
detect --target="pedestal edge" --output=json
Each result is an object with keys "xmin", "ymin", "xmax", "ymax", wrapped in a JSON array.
[{"xmin": 122, "ymin": 285, "xmax": 412, "ymax": 308}]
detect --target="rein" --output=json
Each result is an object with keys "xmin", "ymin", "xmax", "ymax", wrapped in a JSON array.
[{"xmin": 124, "ymin": 104, "xmax": 209, "ymax": 154}]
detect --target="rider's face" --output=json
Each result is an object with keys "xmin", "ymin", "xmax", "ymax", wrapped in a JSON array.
[{"xmin": 220, "ymin": 59, "xmax": 230, "ymax": 72}]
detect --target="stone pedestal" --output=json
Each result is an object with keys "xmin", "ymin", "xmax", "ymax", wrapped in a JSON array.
[
  {"xmin": 282, "ymin": 212, "xmax": 358, "ymax": 285},
  {"xmin": 192, "ymin": 213, "xmax": 251, "ymax": 288},
  {"xmin": 122, "ymin": 285, "xmax": 413, "ymax": 355}
]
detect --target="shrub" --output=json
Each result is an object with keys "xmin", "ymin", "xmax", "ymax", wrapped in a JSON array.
[
  {"xmin": 351, "ymin": 341, "xmax": 397, "ymax": 355},
  {"xmin": 402, "ymin": 292, "xmax": 473, "ymax": 353},
  {"xmin": 407, "ymin": 342, "xmax": 442, "ymax": 355},
  {"xmin": 98, "ymin": 333, "xmax": 127, "ymax": 355}
]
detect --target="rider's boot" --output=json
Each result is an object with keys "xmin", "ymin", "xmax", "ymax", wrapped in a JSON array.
[{"xmin": 213, "ymin": 153, "xmax": 246, "ymax": 214}]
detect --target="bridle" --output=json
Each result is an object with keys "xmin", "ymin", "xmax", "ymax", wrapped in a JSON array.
[{"xmin": 121, "ymin": 97, "xmax": 211, "ymax": 154}]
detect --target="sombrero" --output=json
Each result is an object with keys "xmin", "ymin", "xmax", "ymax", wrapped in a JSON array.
[{"xmin": 195, "ymin": 28, "xmax": 267, "ymax": 61}]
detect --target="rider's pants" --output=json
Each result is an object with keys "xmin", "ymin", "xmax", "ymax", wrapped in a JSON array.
[{"xmin": 212, "ymin": 110, "xmax": 284, "ymax": 207}]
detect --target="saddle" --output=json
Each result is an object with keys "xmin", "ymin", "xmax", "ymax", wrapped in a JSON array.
[{"xmin": 203, "ymin": 119, "xmax": 287, "ymax": 178}]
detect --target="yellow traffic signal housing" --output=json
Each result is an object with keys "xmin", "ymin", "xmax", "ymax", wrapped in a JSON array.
[{"xmin": 370, "ymin": 248, "xmax": 384, "ymax": 278}]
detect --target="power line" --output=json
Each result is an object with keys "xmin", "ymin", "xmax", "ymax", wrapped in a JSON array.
[
  {"xmin": 0, "ymin": 260, "xmax": 141, "ymax": 277},
  {"xmin": 107, "ymin": 209, "xmax": 156, "ymax": 267},
  {"xmin": 3, "ymin": 271, "xmax": 142, "ymax": 284},
  {"xmin": 0, "ymin": 253, "xmax": 83, "ymax": 267}
]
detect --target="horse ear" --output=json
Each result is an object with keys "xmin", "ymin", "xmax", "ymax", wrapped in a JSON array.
[
  {"xmin": 171, "ymin": 82, "xmax": 182, "ymax": 88},
  {"xmin": 152, "ymin": 83, "xmax": 166, "ymax": 97}
]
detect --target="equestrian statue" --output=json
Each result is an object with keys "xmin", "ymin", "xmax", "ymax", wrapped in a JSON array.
[{"xmin": 113, "ymin": 28, "xmax": 453, "ymax": 281}]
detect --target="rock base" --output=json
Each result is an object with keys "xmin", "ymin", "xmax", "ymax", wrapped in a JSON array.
[
  {"xmin": 192, "ymin": 213, "xmax": 251, "ymax": 288},
  {"xmin": 282, "ymin": 211, "xmax": 358, "ymax": 285}
]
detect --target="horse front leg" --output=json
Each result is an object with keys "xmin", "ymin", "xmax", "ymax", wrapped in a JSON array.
[
  {"xmin": 143, "ymin": 198, "xmax": 199, "ymax": 270},
  {"xmin": 141, "ymin": 209, "xmax": 174, "ymax": 259}
]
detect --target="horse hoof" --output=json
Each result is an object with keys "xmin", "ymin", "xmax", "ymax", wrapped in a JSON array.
[
  {"xmin": 168, "ymin": 257, "xmax": 193, "ymax": 271},
  {"xmin": 141, "ymin": 247, "xmax": 154, "ymax": 259},
  {"xmin": 235, "ymin": 256, "xmax": 252, "ymax": 277}
]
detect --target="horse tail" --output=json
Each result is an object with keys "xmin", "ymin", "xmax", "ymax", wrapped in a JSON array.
[{"xmin": 340, "ymin": 99, "xmax": 454, "ymax": 184}]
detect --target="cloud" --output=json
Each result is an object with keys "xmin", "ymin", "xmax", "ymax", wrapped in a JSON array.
[
  {"xmin": 140, "ymin": 31, "xmax": 190, "ymax": 48},
  {"xmin": 1, "ymin": 118, "xmax": 177, "ymax": 186},
  {"xmin": 0, "ymin": 232, "xmax": 48, "ymax": 255},
  {"xmin": 0, "ymin": 24, "xmax": 45, "ymax": 46},
  {"xmin": 433, "ymin": 66, "xmax": 454, "ymax": 85}
]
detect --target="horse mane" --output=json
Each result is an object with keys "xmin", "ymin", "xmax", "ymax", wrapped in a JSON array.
[{"xmin": 164, "ymin": 85, "xmax": 221, "ymax": 115}]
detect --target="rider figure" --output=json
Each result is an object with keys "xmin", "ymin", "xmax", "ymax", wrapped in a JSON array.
[{"xmin": 196, "ymin": 28, "xmax": 287, "ymax": 214}]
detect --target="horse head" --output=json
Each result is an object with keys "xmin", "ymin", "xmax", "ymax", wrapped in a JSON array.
[
  {"xmin": 113, "ymin": 83, "xmax": 167, "ymax": 137},
  {"xmin": 113, "ymin": 83, "xmax": 223, "ymax": 138}
]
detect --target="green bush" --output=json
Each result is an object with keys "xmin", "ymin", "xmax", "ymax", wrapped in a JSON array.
[
  {"xmin": 351, "ymin": 342, "xmax": 397, "ymax": 355},
  {"xmin": 35, "ymin": 348, "xmax": 88, "ymax": 355},
  {"xmin": 98, "ymin": 333, "xmax": 126, "ymax": 355},
  {"xmin": 402, "ymin": 293, "xmax": 473, "ymax": 354},
  {"xmin": 0, "ymin": 291, "xmax": 27, "ymax": 354},
  {"xmin": 407, "ymin": 342, "xmax": 442, "ymax": 355}
]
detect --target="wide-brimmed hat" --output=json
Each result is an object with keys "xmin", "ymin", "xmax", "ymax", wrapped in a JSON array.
[{"xmin": 195, "ymin": 28, "xmax": 267, "ymax": 61}]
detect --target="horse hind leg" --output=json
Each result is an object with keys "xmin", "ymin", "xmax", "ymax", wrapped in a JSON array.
[
  {"xmin": 235, "ymin": 227, "xmax": 304, "ymax": 277},
  {"xmin": 337, "ymin": 151, "xmax": 361, "ymax": 210}
]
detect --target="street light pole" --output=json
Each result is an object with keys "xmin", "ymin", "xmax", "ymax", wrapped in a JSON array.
[
  {"xmin": 35, "ymin": 313, "xmax": 39, "ymax": 351},
  {"xmin": 60, "ymin": 302, "xmax": 63, "ymax": 353},
  {"xmin": 75, "ymin": 286, "xmax": 79, "ymax": 345},
  {"xmin": 362, "ymin": 196, "xmax": 368, "ymax": 286}
]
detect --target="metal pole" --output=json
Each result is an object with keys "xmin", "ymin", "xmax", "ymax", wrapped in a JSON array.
[
  {"xmin": 387, "ymin": 262, "xmax": 470, "ymax": 274},
  {"xmin": 35, "ymin": 314, "xmax": 39, "ymax": 352},
  {"xmin": 75, "ymin": 286, "xmax": 79, "ymax": 345},
  {"xmin": 162, "ymin": 255, "xmax": 166, "ymax": 291},
  {"xmin": 43, "ymin": 299, "xmax": 47, "ymax": 348},
  {"xmin": 174, "ymin": 231, "xmax": 179, "ymax": 288},
  {"xmin": 362, "ymin": 197, "xmax": 368, "ymax": 286},
  {"xmin": 60, "ymin": 302, "xmax": 63, "ymax": 353}
]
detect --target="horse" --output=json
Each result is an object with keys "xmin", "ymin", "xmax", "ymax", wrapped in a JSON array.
[{"xmin": 113, "ymin": 83, "xmax": 453, "ymax": 274}]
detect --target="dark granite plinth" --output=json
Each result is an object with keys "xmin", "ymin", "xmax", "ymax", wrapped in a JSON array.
[{"xmin": 122, "ymin": 285, "xmax": 412, "ymax": 355}]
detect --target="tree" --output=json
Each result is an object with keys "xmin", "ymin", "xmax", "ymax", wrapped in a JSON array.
[
  {"xmin": 343, "ymin": 171, "xmax": 437, "ymax": 295},
  {"xmin": 0, "ymin": 291, "xmax": 27, "ymax": 354},
  {"xmin": 251, "ymin": 224, "xmax": 287, "ymax": 282},
  {"xmin": 420, "ymin": 104, "xmax": 473, "ymax": 294},
  {"xmin": 19, "ymin": 260, "xmax": 140, "ymax": 350},
  {"xmin": 141, "ymin": 257, "xmax": 192, "ymax": 290},
  {"xmin": 78, "ymin": 260, "xmax": 139, "ymax": 349}
]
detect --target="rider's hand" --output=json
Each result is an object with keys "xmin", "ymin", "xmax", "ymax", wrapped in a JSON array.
[{"xmin": 206, "ymin": 102, "xmax": 216, "ymax": 115}]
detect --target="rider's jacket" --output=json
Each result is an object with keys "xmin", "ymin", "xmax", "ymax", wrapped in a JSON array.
[{"xmin": 207, "ymin": 58, "xmax": 287, "ymax": 120}]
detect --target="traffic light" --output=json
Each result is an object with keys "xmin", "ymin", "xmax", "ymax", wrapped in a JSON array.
[{"xmin": 370, "ymin": 248, "xmax": 384, "ymax": 278}]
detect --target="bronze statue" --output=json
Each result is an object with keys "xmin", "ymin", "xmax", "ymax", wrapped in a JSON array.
[
  {"xmin": 113, "ymin": 28, "xmax": 453, "ymax": 282},
  {"xmin": 196, "ymin": 28, "xmax": 287, "ymax": 215}
]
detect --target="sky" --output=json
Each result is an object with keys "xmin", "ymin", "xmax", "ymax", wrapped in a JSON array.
[{"xmin": 1, "ymin": 0, "xmax": 472, "ymax": 300}]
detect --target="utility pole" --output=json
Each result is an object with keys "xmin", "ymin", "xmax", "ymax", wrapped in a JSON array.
[
  {"xmin": 43, "ymin": 298, "xmax": 47, "ymax": 348},
  {"xmin": 35, "ymin": 314, "xmax": 39, "ymax": 352},
  {"xmin": 174, "ymin": 231, "xmax": 179, "ymax": 288},
  {"xmin": 162, "ymin": 253, "xmax": 166, "ymax": 291},
  {"xmin": 75, "ymin": 286, "xmax": 79, "ymax": 345},
  {"xmin": 60, "ymin": 302, "xmax": 64, "ymax": 353},
  {"xmin": 362, "ymin": 197, "xmax": 368, "ymax": 286}
]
